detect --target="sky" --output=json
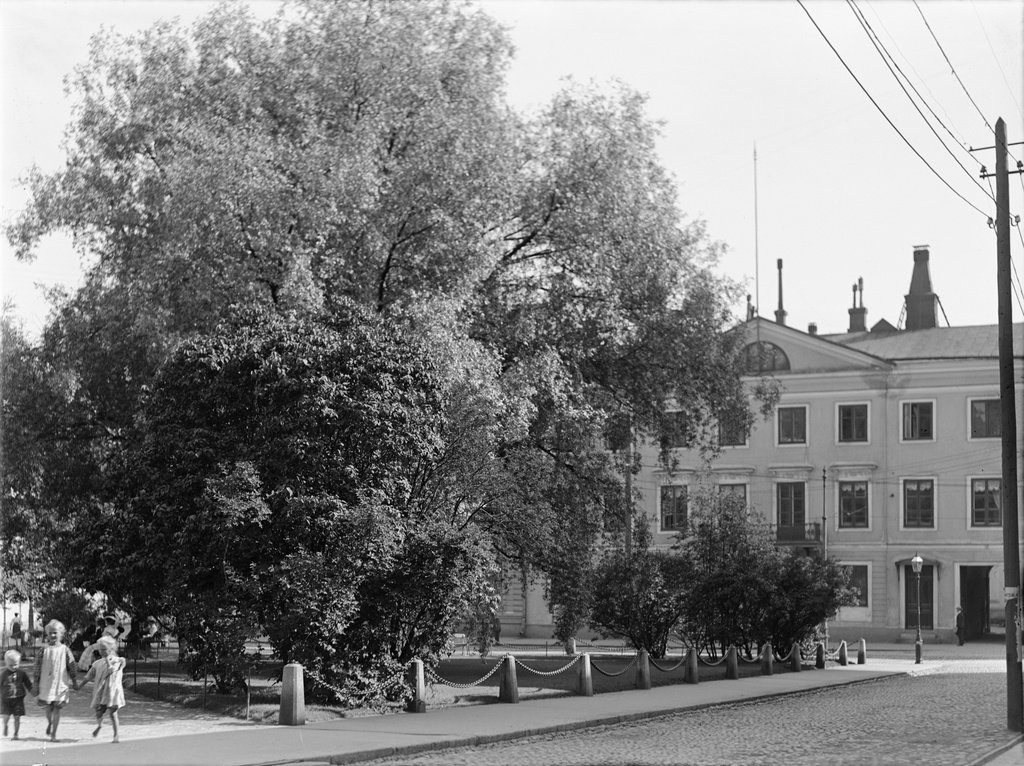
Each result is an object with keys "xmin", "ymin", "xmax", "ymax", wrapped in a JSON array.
[{"xmin": 2, "ymin": 0, "xmax": 1022, "ymax": 340}]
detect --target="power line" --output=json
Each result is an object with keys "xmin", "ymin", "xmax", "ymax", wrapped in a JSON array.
[
  {"xmin": 912, "ymin": 0, "xmax": 993, "ymax": 132},
  {"xmin": 796, "ymin": 0, "xmax": 991, "ymax": 220},
  {"xmin": 847, "ymin": 0, "xmax": 994, "ymax": 203},
  {"xmin": 863, "ymin": 2, "xmax": 972, "ymax": 151},
  {"xmin": 969, "ymin": 0, "xmax": 1024, "ymax": 127}
]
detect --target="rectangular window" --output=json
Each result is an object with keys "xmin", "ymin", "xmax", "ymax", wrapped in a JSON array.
[
  {"xmin": 660, "ymin": 411, "xmax": 689, "ymax": 450},
  {"xmin": 777, "ymin": 482, "xmax": 806, "ymax": 526},
  {"xmin": 718, "ymin": 483, "xmax": 747, "ymax": 501},
  {"xmin": 903, "ymin": 479, "xmax": 935, "ymax": 528},
  {"xmin": 838, "ymin": 404, "xmax": 868, "ymax": 443},
  {"xmin": 778, "ymin": 406, "xmax": 807, "ymax": 445},
  {"xmin": 660, "ymin": 485, "xmax": 687, "ymax": 532},
  {"xmin": 717, "ymin": 416, "xmax": 748, "ymax": 447},
  {"xmin": 845, "ymin": 565, "xmax": 869, "ymax": 607},
  {"xmin": 902, "ymin": 401, "xmax": 934, "ymax": 441},
  {"xmin": 970, "ymin": 399, "xmax": 1000, "ymax": 439},
  {"xmin": 839, "ymin": 481, "xmax": 869, "ymax": 528},
  {"xmin": 972, "ymin": 478, "xmax": 1001, "ymax": 527}
]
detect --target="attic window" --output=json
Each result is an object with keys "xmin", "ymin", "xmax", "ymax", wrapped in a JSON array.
[{"xmin": 742, "ymin": 341, "xmax": 790, "ymax": 373}]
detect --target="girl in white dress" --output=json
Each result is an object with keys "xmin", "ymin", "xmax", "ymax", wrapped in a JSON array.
[
  {"xmin": 33, "ymin": 620, "xmax": 79, "ymax": 741},
  {"xmin": 79, "ymin": 635, "xmax": 126, "ymax": 743}
]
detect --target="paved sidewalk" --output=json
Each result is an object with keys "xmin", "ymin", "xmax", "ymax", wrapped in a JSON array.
[
  {"xmin": 0, "ymin": 660, "xmax": 920, "ymax": 766},
  {"xmin": 0, "ymin": 640, "xmax": 1019, "ymax": 766}
]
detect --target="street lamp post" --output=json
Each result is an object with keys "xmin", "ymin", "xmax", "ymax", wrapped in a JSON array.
[{"xmin": 912, "ymin": 553, "xmax": 923, "ymax": 664}]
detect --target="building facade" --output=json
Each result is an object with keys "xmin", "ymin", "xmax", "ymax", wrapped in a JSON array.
[
  {"xmin": 636, "ymin": 247, "xmax": 1024, "ymax": 643},
  {"xmin": 498, "ymin": 247, "xmax": 1024, "ymax": 642}
]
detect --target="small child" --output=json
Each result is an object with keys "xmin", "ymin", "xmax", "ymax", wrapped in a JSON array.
[
  {"xmin": 33, "ymin": 619, "xmax": 78, "ymax": 742},
  {"xmin": 78, "ymin": 635, "xmax": 125, "ymax": 743},
  {"xmin": 1, "ymin": 650, "xmax": 34, "ymax": 739}
]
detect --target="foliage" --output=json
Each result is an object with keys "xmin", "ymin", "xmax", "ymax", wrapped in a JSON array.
[
  {"xmin": 589, "ymin": 523, "xmax": 686, "ymax": 659},
  {"xmin": 761, "ymin": 551, "xmax": 857, "ymax": 652},
  {"xmin": 676, "ymin": 486, "xmax": 856, "ymax": 657},
  {"xmin": 5, "ymin": 0, "xmax": 769, "ymax": 701},
  {"xmin": 33, "ymin": 588, "xmax": 101, "ymax": 642}
]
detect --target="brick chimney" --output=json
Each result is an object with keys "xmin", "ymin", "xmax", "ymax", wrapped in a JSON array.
[
  {"xmin": 848, "ymin": 277, "xmax": 867, "ymax": 332},
  {"xmin": 905, "ymin": 246, "xmax": 937, "ymax": 330}
]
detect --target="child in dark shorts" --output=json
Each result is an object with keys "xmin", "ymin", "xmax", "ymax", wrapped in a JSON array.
[{"xmin": 1, "ymin": 649, "xmax": 35, "ymax": 739}]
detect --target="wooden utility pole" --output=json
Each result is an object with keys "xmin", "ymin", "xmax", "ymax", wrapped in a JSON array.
[{"xmin": 994, "ymin": 117, "xmax": 1022, "ymax": 732}]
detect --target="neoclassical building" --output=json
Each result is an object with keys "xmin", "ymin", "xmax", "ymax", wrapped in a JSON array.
[
  {"xmin": 498, "ymin": 246, "xmax": 1023, "ymax": 642},
  {"xmin": 638, "ymin": 246, "xmax": 1024, "ymax": 643}
]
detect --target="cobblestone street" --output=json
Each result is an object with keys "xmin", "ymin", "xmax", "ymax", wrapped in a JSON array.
[{"xmin": 366, "ymin": 658, "xmax": 1017, "ymax": 766}]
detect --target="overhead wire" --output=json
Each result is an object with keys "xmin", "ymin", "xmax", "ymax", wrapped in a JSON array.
[
  {"xmin": 912, "ymin": 0, "xmax": 993, "ymax": 133},
  {"xmin": 914, "ymin": 0, "xmax": 1021, "ymax": 168},
  {"xmin": 796, "ymin": 0, "xmax": 991, "ymax": 219},
  {"xmin": 865, "ymin": 2, "xmax": 972, "ymax": 151},
  {"xmin": 969, "ymin": 0, "xmax": 1024, "ymax": 127},
  {"xmin": 847, "ymin": 0, "xmax": 993, "ymax": 201}
]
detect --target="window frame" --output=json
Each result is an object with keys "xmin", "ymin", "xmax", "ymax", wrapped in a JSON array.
[
  {"xmin": 836, "ymin": 402, "xmax": 870, "ymax": 445},
  {"xmin": 837, "ymin": 479, "xmax": 870, "ymax": 529},
  {"xmin": 775, "ymin": 480, "xmax": 807, "ymax": 527},
  {"xmin": 717, "ymin": 416, "xmax": 749, "ymax": 448},
  {"xmin": 968, "ymin": 398, "xmax": 1001, "ymax": 441},
  {"xmin": 969, "ymin": 476, "xmax": 1002, "ymax": 528},
  {"xmin": 776, "ymin": 404, "xmax": 808, "ymax": 447},
  {"xmin": 717, "ymin": 482, "xmax": 748, "ymax": 502},
  {"xmin": 843, "ymin": 563, "xmax": 870, "ymax": 609},
  {"xmin": 900, "ymin": 399, "xmax": 936, "ymax": 443},
  {"xmin": 658, "ymin": 483, "xmax": 689, "ymax": 534},
  {"xmin": 900, "ymin": 477, "xmax": 937, "ymax": 530}
]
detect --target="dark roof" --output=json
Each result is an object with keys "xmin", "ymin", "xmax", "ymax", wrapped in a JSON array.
[{"xmin": 823, "ymin": 323, "xmax": 1024, "ymax": 360}]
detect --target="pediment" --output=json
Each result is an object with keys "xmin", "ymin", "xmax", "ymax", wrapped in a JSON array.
[{"xmin": 736, "ymin": 318, "xmax": 890, "ymax": 374}]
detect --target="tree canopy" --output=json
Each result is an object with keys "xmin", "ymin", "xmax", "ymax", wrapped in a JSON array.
[{"xmin": 4, "ymin": 0, "xmax": 771, "ymax": 699}]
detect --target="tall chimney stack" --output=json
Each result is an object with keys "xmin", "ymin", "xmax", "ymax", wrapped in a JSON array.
[
  {"xmin": 774, "ymin": 258, "xmax": 787, "ymax": 326},
  {"xmin": 848, "ymin": 276, "xmax": 867, "ymax": 332},
  {"xmin": 905, "ymin": 246, "xmax": 937, "ymax": 330}
]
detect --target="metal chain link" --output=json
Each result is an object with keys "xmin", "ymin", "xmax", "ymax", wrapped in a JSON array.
[
  {"xmin": 424, "ymin": 657, "xmax": 506, "ymax": 689},
  {"xmin": 513, "ymin": 654, "xmax": 581, "ymax": 676},
  {"xmin": 648, "ymin": 656, "xmax": 686, "ymax": 673},
  {"xmin": 698, "ymin": 653, "xmax": 727, "ymax": 667},
  {"xmin": 305, "ymin": 665, "xmax": 407, "ymax": 701},
  {"xmin": 590, "ymin": 654, "xmax": 639, "ymax": 677}
]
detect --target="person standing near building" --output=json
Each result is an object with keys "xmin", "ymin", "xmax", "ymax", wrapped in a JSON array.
[{"xmin": 954, "ymin": 606, "xmax": 965, "ymax": 646}]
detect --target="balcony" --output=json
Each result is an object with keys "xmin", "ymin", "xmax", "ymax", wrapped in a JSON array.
[{"xmin": 773, "ymin": 522, "xmax": 822, "ymax": 546}]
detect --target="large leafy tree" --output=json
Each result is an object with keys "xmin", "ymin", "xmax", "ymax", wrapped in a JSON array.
[
  {"xmin": 107, "ymin": 302, "xmax": 494, "ymax": 700},
  {"xmin": 6, "ymin": 0, "xmax": 768, "ymax": 690}
]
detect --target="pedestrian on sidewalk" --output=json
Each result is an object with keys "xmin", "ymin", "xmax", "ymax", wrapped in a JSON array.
[
  {"xmin": 33, "ymin": 619, "xmax": 79, "ymax": 742},
  {"xmin": 77, "ymin": 634, "xmax": 126, "ymax": 743},
  {"xmin": 1, "ymin": 649, "xmax": 34, "ymax": 739},
  {"xmin": 955, "ymin": 606, "xmax": 965, "ymax": 646}
]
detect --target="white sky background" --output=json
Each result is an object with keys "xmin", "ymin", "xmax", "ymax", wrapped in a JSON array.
[{"xmin": 2, "ymin": 0, "xmax": 1022, "ymax": 340}]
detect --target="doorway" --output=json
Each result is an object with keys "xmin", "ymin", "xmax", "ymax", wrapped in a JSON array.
[
  {"xmin": 959, "ymin": 565, "xmax": 992, "ymax": 641},
  {"xmin": 904, "ymin": 564, "xmax": 933, "ymax": 630}
]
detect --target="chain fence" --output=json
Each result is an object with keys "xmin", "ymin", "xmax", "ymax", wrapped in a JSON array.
[
  {"xmin": 514, "ymin": 655, "xmax": 582, "ymax": 676},
  {"xmin": 590, "ymin": 653, "xmax": 639, "ymax": 677},
  {"xmin": 424, "ymin": 657, "xmax": 506, "ymax": 689}
]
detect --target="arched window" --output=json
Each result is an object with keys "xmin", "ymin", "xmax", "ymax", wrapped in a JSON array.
[{"xmin": 742, "ymin": 341, "xmax": 790, "ymax": 373}]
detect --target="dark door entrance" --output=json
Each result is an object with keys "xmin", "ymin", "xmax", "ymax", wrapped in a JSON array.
[
  {"xmin": 905, "ymin": 564, "xmax": 934, "ymax": 630},
  {"xmin": 959, "ymin": 566, "xmax": 992, "ymax": 641}
]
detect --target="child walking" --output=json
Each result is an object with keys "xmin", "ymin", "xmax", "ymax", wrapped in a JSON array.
[
  {"xmin": 1, "ymin": 649, "xmax": 34, "ymax": 739},
  {"xmin": 78, "ymin": 634, "xmax": 125, "ymax": 743},
  {"xmin": 33, "ymin": 619, "xmax": 78, "ymax": 741}
]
